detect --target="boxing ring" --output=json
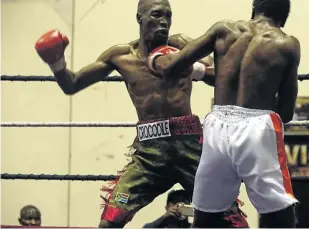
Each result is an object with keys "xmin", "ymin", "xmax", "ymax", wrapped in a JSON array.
[{"xmin": 1, "ymin": 74, "xmax": 309, "ymax": 227}]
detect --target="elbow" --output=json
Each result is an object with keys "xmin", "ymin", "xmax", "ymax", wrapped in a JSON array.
[
  {"xmin": 62, "ymin": 87, "xmax": 76, "ymax": 95},
  {"xmin": 278, "ymin": 110, "xmax": 294, "ymax": 124},
  {"xmin": 281, "ymin": 114, "xmax": 294, "ymax": 124}
]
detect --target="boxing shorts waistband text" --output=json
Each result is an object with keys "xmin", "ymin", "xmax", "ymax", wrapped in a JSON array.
[{"xmin": 137, "ymin": 120, "xmax": 171, "ymax": 141}]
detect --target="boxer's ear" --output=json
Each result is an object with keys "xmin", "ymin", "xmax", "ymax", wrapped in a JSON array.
[{"xmin": 136, "ymin": 13, "xmax": 142, "ymax": 24}]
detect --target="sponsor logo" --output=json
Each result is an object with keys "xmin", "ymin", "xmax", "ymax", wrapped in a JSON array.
[{"xmin": 137, "ymin": 120, "xmax": 171, "ymax": 141}]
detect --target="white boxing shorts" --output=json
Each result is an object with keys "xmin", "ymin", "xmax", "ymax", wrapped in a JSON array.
[{"xmin": 193, "ymin": 105, "xmax": 298, "ymax": 214}]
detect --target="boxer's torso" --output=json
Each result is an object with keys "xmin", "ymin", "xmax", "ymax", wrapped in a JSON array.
[
  {"xmin": 213, "ymin": 20, "xmax": 295, "ymax": 110},
  {"xmin": 108, "ymin": 43, "xmax": 193, "ymax": 121}
]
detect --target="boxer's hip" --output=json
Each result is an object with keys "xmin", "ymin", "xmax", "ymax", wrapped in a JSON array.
[
  {"xmin": 136, "ymin": 114, "xmax": 202, "ymax": 142},
  {"xmin": 195, "ymin": 105, "xmax": 296, "ymax": 213}
]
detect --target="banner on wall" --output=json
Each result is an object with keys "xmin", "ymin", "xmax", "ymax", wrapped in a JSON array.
[
  {"xmin": 210, "ymin": 97, "xmax": 309, "ymax": 177},
  {"xmin": 285, "ymin": 136, "xmax": 309, "ymax": 177}
]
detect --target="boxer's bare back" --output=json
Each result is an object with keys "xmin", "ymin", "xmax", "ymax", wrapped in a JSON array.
[
  {"xmin": 160, "ymin": 18, "xmax": 300, "ymax": 122},
  {"xmin": 213, "ymin": 20, "xmax": 299, "ymax": 111}
]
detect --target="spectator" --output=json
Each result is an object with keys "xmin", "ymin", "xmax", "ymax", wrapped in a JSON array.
[
  {"xmin": 18, "ymin": 205, "xmax": 41, "ymax": 226},
  {"xmin": 143, "ymin": 190, "xmax": 191, "ymax": 228}
]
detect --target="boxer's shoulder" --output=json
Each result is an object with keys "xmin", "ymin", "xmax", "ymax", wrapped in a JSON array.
[
  {"xmin": 280, "ymin": 35, "xmax": 300, "ymax": 63},
  {"xmin": 282, "ymin": 35, "xmax": 300, "ymax": 50},
  {"xmin": 97, "ymin": 44, "xmax": 132, "ymax": 62}
]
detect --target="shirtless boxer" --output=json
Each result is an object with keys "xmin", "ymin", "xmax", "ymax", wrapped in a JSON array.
[
  {"xmin": 35, "ymin": 0, "xmax": 248, "ymax": 227},
  {"xmin": 150, "ymin": 0, "xmax": 300, "ymax": 227}
]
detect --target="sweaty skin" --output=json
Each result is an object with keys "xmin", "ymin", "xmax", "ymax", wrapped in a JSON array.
[
  {"xmin": 55, "ymin": 35, "xmax": 212, "ymax": 121},
  {"xmin": 52, "ymin": 2, "xmax": 214, "ymax": 121},
  {"xmin": 155, "ymin": 16, "xmax": 300, "ymax": 123}
]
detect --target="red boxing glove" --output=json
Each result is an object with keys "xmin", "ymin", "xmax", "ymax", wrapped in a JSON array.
[
  {"xmin": 35, "ymin": 30, "xmax": 69, "ymax": 73},
  {"xmin": 147, "ymin": 46, "xmax": 179, "ymax": 73}
]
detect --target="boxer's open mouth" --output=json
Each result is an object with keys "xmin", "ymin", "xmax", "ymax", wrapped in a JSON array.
[{"xmin": 156, "ymin": 28, "xmax": 169, "ymax": 36}]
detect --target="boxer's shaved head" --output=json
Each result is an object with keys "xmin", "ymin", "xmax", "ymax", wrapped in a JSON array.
[
  {"xmin": 137, "ymin": 0, "xmax": 171, "ymax": 15},
  {"xmin": 136, "ymin": 0, "xmax": 172, "ymax": 48}
]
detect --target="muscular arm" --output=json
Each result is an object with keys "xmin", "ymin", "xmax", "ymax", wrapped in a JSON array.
[
  {"xmin": 164, "ymin": 22, "xmax": 225, "ymax": 77},
  {"xmin": 169, "ymin": 33, "xmax": 214, "ymax": 67},
  {"xmin": 153, "ymin": 33, "xmax": 215, "ymax": 85},
  {"xmin": 277, "ymin": 37, "xmax": 300, "ymax": 123},
  {"xmin": 54, "ymin": 45, "xmax": 122, "ymax": 95}
]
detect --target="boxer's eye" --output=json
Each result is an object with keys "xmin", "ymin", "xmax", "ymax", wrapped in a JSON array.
[{"xmin": 151, "ymin": 11, "xmax": 161, "ymax": 18}]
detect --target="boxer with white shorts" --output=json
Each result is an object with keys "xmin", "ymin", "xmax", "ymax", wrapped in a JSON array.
[{"xmin": 150, "ymin": 0, "xmax": 300, "ymax": 227}]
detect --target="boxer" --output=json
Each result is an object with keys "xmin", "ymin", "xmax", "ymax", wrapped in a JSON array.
[
  {"xmin": 35, "ymin": 0, "xmax": 248, "ymax": 227},
  {"xmin": 150, "ymin": 0, "xmax": 300, "ymax": 227}
]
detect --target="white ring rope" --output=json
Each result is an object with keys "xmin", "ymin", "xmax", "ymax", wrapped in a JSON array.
[{"xmin": 1, "ymin": 120, "xmax": 309, "ymax": 127}]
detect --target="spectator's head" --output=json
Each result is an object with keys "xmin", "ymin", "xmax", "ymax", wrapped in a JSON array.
[
  {"xmin": 166, "ymin": 189, "xmax": 190, "ymax": 210},
  {"xmin": 18, "ymin": 205, "xmax": 41, "ymax": 226}
]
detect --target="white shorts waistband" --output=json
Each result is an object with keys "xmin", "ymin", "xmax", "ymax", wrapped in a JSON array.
[{"xmin": 210, "ymin": 105, "xmax": 274, "ymax": 122}]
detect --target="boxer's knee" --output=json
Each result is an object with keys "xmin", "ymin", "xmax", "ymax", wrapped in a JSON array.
[
  {"xmin": 98, "ymin": 219, "xmax": 124, "ymax": 228},
  {"xmin": 260, "ymin": 205, "xmax": 296, "ymax": 228}
]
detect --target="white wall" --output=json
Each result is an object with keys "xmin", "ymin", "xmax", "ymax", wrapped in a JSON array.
[{"xmin": 1, "ymin": 0, "xmax": 308, "ymax": 228}]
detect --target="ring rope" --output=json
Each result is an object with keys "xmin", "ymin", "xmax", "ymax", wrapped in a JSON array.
[
  {"xmin": 1, "ymin": 173, "xmax": 117, "ymax": 181},
  {"xmin": 1, "ymin": 122, "xmax": 136, "ymax": 127},
  {"xmin": 0, "ymin": 75, "xmax": 124, "ymax": 82},
  {"xmin": 1, "ymin": 120, "xmax": 309, "ymax": 127},
  {"xmin": 1, "ymin": 74, "xmax": 309, "ymax": 82},
  {"xmin": 0, "ymin": 75, "xmax": 123, "ymax": 82},
  {"xmin": 1, "ymin": 173, "xmax": 307, "ymax": 182}
]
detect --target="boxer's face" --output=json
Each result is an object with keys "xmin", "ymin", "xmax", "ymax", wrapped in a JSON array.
[
  {"xmin": 137, "ymin": 0, "xmax": 172, "ymax": 46},
  {"xmin": 19, "ymin": 207, "xmax": 41, "ymax": 226}
]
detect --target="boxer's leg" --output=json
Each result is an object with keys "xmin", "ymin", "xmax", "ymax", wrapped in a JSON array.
[
  {"xmin": 192, "ymin": 209, "xmax": 232, "ymax": 228},
  {"xmin": 173, "ymin": 134, "xmax": 202, "ymax": 197},
  {"xmin": 235, "ymin": 113, "xmax": 298, "ymax": 228},
  {"xmin": 174, "ymin": 135, "xmax": 249, "ymax": 228},
  {"xmin": 99, "ymin": 139, "xmax": 175, "ymax": 228},
  {"xmin": 259, "ymin": 205, "xmax": 296, "ymax": 228},
  {"xmin": 190, "ymin": 114, "xmax": 241, "ymax": 227},
  {"xmin": 98, "ymin": 220, "xmax": 121, "ymax": 228},
  {"xmin": 174, "ymin": 134, "xmax": 228, "ymax": 228}
]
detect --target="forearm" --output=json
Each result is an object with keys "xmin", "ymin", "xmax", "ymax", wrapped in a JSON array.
[
  {"xmin": 276, "ymin": 85, "xmax": 298, "ymax": 123},
  {"xmin": 153, "ymin": 53, "xmax": 215, "ymax": 85},
  {"xmin": 196, "ymin": 56, "xmax": 215, "ymax": 86},
  {"xmin": 54, "ymin": 69, "xmax": 77, "ymax": 95},
  {"xmin": 166, "ymin": 40, "xmax": 206, "ymax": 75},
  {"xmin": 200, "ymin": 66, "xmax": 215, "ymax": 86},
  {"xmin": 276, "ymin": 98, "xmax": 296, "ymax": 123}
]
